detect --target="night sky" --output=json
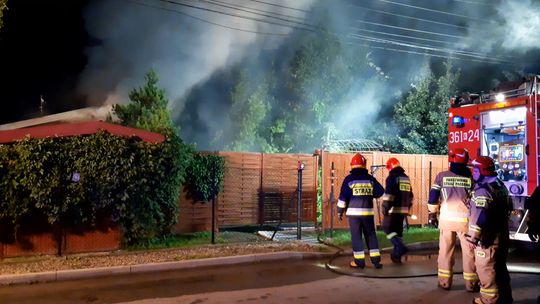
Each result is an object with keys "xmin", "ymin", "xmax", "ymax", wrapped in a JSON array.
[{"xmin": 0, "ymin": 0, "xmax": 92, "ymax": 124}]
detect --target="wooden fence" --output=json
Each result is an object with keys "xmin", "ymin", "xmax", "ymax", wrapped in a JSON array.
[
  {"xmin": 175, "ymin": 152, "xmax": 319, "ymax": 233},
  {"xmin": 0, "ymin": 226, "xmax": 121, "ymax": 259},
  {"xmin": 321, "ymin": 151, "xmax": 448, "ymax": 231}
]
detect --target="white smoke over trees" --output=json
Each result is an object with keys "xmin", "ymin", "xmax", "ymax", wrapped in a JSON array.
[{"xmin": 76, "ymin": 0, "xmax": 540, "ymax": 153}]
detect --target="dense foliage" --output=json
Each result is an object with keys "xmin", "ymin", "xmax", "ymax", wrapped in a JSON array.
[
  {"xmin": 394, "ymin": 62, "xmax": 460, "ymax": 154},
  {"xmin": 185, "ymin": 154, "xmax": 225, "ymax": 202},
  {"xmin": 0, "ymin": 132, "xmax": 187, "ymax": 244}
]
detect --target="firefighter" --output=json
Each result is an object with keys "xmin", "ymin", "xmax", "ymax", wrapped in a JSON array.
[
  {"xmin": 525, "ymin": 186, "xmax": 540, "ymax": 304},
  {"xmin": 428, "ymin": 148, "xmax": 478, "ymax": 291},
  {"xmin": 525, "ymin": 186, "xmax": 540, "ymax": 242},
  {"xmin": 466, "ymin": 156, "xmax": 513, "ymax": 304},
  {"xmin": 381, "ymin": 157, "xmax": 413, "ymax": 263},
  {"xmin": 337, "ymin": 152, "xmax": 385, "ymax": 269}
]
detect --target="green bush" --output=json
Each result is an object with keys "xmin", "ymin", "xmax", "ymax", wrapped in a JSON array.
[
  {"xmin": 0, "ymin": 131, "xmax": 191, "ymax": 245},
  {"xmin": 185, "ymin": 154, "xmax": 225, "ymax": 202}
]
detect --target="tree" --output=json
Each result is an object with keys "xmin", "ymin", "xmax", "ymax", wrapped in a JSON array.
[
  {"xmin": 228, "ymin": 69, "xmax": 273, "ymax": 152},
  {"xmin": 271, "ymin": 25, "xmax": 368, "ymax": 152},
  {"xmin": 113, "ymin": 70, "xmax": 193, "ymax": 243},
  {"xmin": 113, "ymin": 70, "xmax": 174, "ymax": 134},
  {"xmin": 394, "ymin": 61, "xmax": 460, "ymax": 154},
  {"xmin": 0, "ymin": 0, "xmax": 7, "ymax": 29}
]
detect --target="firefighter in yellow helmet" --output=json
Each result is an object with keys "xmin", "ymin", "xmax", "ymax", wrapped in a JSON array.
[
  {"xmin": 337, "ymin": 153, "xmax": 385, "ymax": 269},
  {"xmin": 381, "ymin": 157, "xmax": 413, "ymax": 263},
  {"xmin": 466, "ymin": 156, "xmax": 513, "ymax": 304},
  {"xmin": 428, "ymin": 148, "xmax": 478, "ymax": 291}
]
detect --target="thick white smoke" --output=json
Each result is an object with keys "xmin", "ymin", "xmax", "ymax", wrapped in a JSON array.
[
  {"xmin": 498, "ymin": 0, "xmax": 540, "ymax": 52},
  {"xmin": 465, "ymin": 0, "xmax": 540, "ymax": 54},
  {"xmin": 77, "ymin": 0, "xmax": 315, "ymax": 109}
]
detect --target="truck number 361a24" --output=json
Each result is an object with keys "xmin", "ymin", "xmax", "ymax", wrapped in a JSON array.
[{"xmin": 449, "ymin": 129, "xmax": 479, "ymax": 143}]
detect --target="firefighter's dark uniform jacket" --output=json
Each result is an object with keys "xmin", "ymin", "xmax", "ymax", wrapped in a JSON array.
[
  {"xmin": 468, "ymin": 176, "xmax": 511, "ymax": 247},
  {"xmin": 337, "ymin": 168, "xmax": 384, "ymax": 266},
  {"xmin": 468, "ymin": 176, "xmax": 513, "ymax": 304},
  {"xmin": 337, "ymin": 168, "xmax": 385, "ymax": 217},
  {"xmin": 428, "ymin": 163, "xmax": 472, "ymax": 232},
  {"xmin": 382, "ymin": 167, "xmax": 413, "ymax": 216}
]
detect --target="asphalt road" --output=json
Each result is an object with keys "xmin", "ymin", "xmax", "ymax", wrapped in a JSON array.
[{"xmin": 0, "ymin": 250, "xmax": 539, "ymax": 304}]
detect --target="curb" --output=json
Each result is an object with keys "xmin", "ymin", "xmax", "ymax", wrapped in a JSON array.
[{"xmin": 0, "ymin": 251, "xmax": 333, "ymax": 286}]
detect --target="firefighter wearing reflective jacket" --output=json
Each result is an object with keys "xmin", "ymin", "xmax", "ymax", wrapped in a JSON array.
[
  {"xmin": 466, "ymin": 156, "xmax": 513, "ymax": 304},
  {"xmin": 428, "ymin": 148, "xmax": 478, "ymax": 291},
  {"xmin": 381, "ymin": 157, "xmax": 413, "ymax": 263},
  {"xmin": 337, "ymin": 153, "xmax": 385, "ymax": 269}
]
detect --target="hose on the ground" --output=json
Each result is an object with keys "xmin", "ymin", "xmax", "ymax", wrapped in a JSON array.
[{"xmin": 316, "ymin": 235, "xmax": 540, "ymax": 278}]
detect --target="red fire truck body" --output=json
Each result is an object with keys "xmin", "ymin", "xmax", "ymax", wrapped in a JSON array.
[{"xmin": 448, "ymin": 76, "xmax": 539, "ymax": 241}]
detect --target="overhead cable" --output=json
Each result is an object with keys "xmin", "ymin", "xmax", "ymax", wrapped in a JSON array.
[
  {"xmin": 378, "ymin": 0, "xmax": 479, "ymax": 21},
  {"xmin": 155, "ymin": 0, "xmax": 315, "ymax": 31},
  {"xmin": 349, "ymin": 4, "xmax": 468, "ymax": 30},
  {"xmin": 355, "ymin": 19, "xmax": 468, "ymax": 39},
  {"xmin": 129, "ymin": 0, "xmax": 290, "ymax": 35},
  {"xmin": 245, "ymin": 0, "xmax": 309, "ymax": 13}
]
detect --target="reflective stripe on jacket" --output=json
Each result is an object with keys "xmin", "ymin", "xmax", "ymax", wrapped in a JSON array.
[
  {"xmin": 338, "ymin": 168, "xmax": 384, "ymax": 217},
  {"xmin": 382, "ymin": 167, "xmax": 414, "ymax": 215},
  {"xmin": 428, "ymin": 170, "xmax": 471, "ymax": 232}
]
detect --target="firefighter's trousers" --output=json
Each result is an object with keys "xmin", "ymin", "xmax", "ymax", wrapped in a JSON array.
[
  {"xmin": 474, "ymin": 237, "xmax": 512, "ymax": 304},
  {"xmin": 382, "ymin": 214, "xmax": 408, "ymax": 257},
  {"xmin": 348, "ymin": 215, "xmax": 381, "ymax": 266},
  {"xmin": 437, "ymin": 229, "xmax": 478, "ymax": 290}
]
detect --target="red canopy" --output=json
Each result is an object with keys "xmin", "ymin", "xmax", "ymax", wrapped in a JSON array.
[{"xmin": 0, "ymin": 121, "xmax": 165, "ymax": 144}]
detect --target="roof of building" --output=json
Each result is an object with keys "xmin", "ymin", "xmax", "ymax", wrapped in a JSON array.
[
  {"xmin": 0, "ymin": 105, "xmax": 114, "ymax": 131},
  {"xmin": 0, "ymin": 120, "xmax": 165, "ymax": 144}
]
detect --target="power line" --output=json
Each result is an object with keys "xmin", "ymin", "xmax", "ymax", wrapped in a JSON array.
[
  {"xmin": 348, "ymin": 4, "xmax": 469, "ymax": 30},
  {"xmin": 451, "ymin": 0, "xmax": 493, "ymax": 5},
  {"xmin": 355, "ymin": 19, "xmax": 468, "ymax": 40},
  {"xmin": 183, "ymin": 0, "xmax": 315, "ymax": 29},
  {"xmin": 245, "ymin": 0, "xmax": 309, "ymax": 13},
  {"xmin": 135, "ymin": 0, "xmax": 517, "ymax": 66},
  {"xmin": 206, "ymin": 0, "xmax": 307, "ymax": 22},
  {"xmin": 129, "ymin": 0, "xmax": 290, "ymax": 35},
  {"xmin": 349, "ymin": 26, "xmax": 458, "ymax": 45},
  {"xmin": 345, "ymin": 41, "xmax": 517, "ymax": 67},
  {"xmin": 378, "ymin": 0, "xmax": 479, "ymax": 21},
  {"xmin": 348, "ymin": 26, "xmax": 517, "ymax": 60},
  {"xmin": 348, "ymin": 33, "xmax": 512, "ymax": 64},
  {"xmin": 155, "ymin": 0, "xmax": 315, "ymax": 31}
]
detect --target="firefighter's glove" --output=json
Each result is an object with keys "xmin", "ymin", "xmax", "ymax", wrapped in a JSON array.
[
  {"xmin": 428, "ymin": 213, "xmax": 438, "ymax": 228},
  {"xmin": 338, "ymin": 213, "xmax": 343, "ymax": 222}
]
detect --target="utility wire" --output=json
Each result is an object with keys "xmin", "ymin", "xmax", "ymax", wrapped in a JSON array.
[
  {"xmin": 452, "ymin": 0, "xmax": 493, "ymax": 6},
  {"xmin": 129, "ymin": 0, "xmax": 289, "ymax": 35},
  {"xmin": 348, "ymin": 33, "xmax": 512, "ymax": 64},
  {"xmin": 136, "ymin": 0, "xmax": 518, "ymax": 66},
  {"xmin": 378, "ymin": 0, "xmax": 479, "ymax": 21},
  {"xmin": 200, "ymin": 0, "xmax": 509, "ymax": 61},
  {"xmin": 349, "ymin": 26, "xmax": 459, "ymax": 45},
  {"xmin": 155, "ymin": 0, "xmax": 315, "ymax": 31},
  {"xmin": 345, "ymin": 41, "xmax": 517, "ymax": 67},
  {"xmin": 348, "ymin": 27, "xmax": 517, "ymax": 60},
  {"xmin": 205, "ymin": 0, "xmax": 307, "ymax": 22},
  {"xmin": 349, "ymin": 4, "xmax": 469, "ymax": 30},
  {"xmin": 246, "ymin": 0, "xmax": 309, "ymax": 13},
  {"xmin": 182, "ymin": 0, "xmax": 315, "ymax": 29},
  {"xmin": 356, "ymin": 19, "xmax": 468, "ymax": 40}
]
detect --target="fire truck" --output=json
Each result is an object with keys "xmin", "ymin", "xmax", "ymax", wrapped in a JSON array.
[{"xmin": 448, "ymin": 75, "xmax": 539, "ymax": 241}]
